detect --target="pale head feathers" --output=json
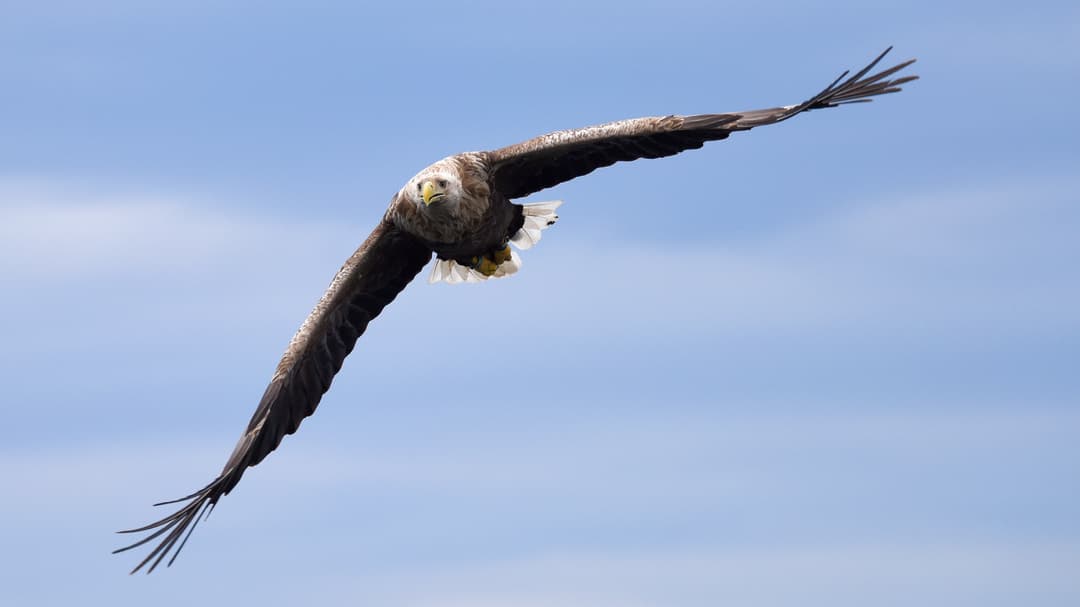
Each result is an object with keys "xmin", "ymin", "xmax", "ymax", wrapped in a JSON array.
[
  {"xmin": 401, "ymin": 157, "xmax": 464, "ymax": 210},
  {"xmin": 392, "ymin": 154, "xmax": 493, "ymax": 244}
]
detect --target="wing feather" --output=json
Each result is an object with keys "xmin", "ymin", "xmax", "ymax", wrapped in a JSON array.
[
  {"xmin": 114, "ymin": 218, "xmax": 432, "ymax": 573},
  {"xmin": 485, "ymin": 48, "xmax": 917, "ymax": 199}
]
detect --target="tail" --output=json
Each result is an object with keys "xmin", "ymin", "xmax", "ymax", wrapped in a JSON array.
[{"xmin": 428, "ymin": 200, "xmax": 562, "ymax": 284}]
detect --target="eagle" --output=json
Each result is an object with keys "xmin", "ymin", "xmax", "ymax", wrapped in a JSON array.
[{"xmin": 116, "ymin": 48, "xmax": 917, "ymax": 573}]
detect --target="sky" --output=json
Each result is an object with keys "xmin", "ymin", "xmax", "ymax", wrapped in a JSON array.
[{"xmin": 2, "ymin": 0, "xmax": 1079, "ymax": 605}]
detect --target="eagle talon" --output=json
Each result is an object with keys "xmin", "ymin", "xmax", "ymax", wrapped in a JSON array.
[
  {"xmin": 492, "ymin": 245, "xmax": 513, "ymax": 265},
  {"xmin": 470, "ymin": 255, "xmax": 500, "ymax": 276}
]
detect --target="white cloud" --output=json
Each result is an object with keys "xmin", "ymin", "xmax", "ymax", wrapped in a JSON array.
[
  {"xmin": 0, "ymin": 179, "xmax": 357, "ymax": 281},
  {"xmin": 0, "ymin": 179, "xmax": 365, "ymax": 357},
  {"xmin": 340, "ymin": 542, "xmax": 1080, "ymax": 607},
  {"xmin": 473, "ymin": 176, "xmax": 1080, "ymax": 339},
  {"xmin": 3, "ymin": 175, "xmax": 1076, "ymax": 359},
  {"xmin": 9, "ymin": 404, "xmax": 1076, "ymax": 514},
  {"xmin": 4, "ymin": 364, "xmax": 1075, "ymax": 604}
]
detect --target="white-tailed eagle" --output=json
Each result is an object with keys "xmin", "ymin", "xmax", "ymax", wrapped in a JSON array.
[{"xmin": 116, "ymin": 48, "xmax": 917, "ymax": 573}]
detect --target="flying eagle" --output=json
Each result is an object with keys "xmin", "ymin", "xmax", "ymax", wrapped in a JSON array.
[{"xmin": 116, "ymin": 48, "xmax": 917, "ymax": 573}]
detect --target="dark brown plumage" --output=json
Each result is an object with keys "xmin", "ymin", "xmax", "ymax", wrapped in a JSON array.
[
  {"xmin": 486, "ymin": 49, "xmax": 915, "ymax": 198},
  {"xmin": 115, "ymin": 48, "xmax": 917, "ymax": 573},
  {"xmin": 114, "ymin": 221, "xmax": 430, "ymax": 572}
]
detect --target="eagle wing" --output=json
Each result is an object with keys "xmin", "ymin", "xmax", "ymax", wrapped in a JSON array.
[
  {"xmin": 114, "ymin": 218, "xmax": 432, "ymax": 573},
  {"xmin": 485, "ymin": 48, "xmax": 917, "ymax": 199}
]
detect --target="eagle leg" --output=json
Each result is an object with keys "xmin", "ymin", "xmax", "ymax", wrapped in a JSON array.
[
  {"xmin": 469, "ymin": 245, "xmax": 514, "ymax": 276},
  {"xmin": 469, "ymin": 255, "xmax": 501, "ymax": 276},
  {"xmin": 492, "ymin": 245, "xmax": 513, "ymax": 265}
]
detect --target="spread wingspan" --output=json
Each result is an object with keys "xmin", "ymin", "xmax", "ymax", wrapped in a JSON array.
[{"xmin": 115, "ymin": 47, "xmax": 918, "ymax": 574}]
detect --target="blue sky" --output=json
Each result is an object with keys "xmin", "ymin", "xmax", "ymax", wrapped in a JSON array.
[{"xmin": 2, "ymin": 1, "xmax": 1079, "ymax": 605}]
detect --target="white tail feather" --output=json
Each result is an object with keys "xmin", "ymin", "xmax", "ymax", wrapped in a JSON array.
[
  {"xmin": 428, "ymin": 250, "xmax": 523, "ymax": 284},
  {"xmin": 428, "ymin": 200, "xmax": 560, "ymax": 285},
  {"xmin": 510, "ymin": 200, "xmax": 561, "ymax": 251},
  {"xmin": 429, "ymin": 260, "xmax": 449, "ymax": 283}
]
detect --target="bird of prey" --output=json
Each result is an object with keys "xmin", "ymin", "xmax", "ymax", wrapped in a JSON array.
[{"xmin": 115, "ymin": 48, "xmax": 917, "ymax": 573}]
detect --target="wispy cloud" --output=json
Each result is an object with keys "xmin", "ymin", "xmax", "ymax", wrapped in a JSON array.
[
  {"xmin": 334, "ymin": 542, "xmax": 1080, "ymax": 607},
  {"xmin": 3, "ymin": 178, "xmax": 1077, "ymax": 605},
  {"xmin": 0, "ymin": 180, "xmax": 363, "ymax": 358},
  {"xmin": 0, "ymin": 179, "xmax": 356, "ymax": 282},
  {"xmin": 6, "ymin": 391, "xmax": 1078, "ymax": 604},
  {"xmin": 4, "ymin": 175, "xmax": 1076, "ymax": 353},
  {"xmin": 352, "ymin": 540, "xmax": 1080, "ymax": 607},
  {"xmin": 9, "ymin": 404, "xmax": 1076, "ymax": 516},
  {"xmin": 482, "ymin": 176, "xmax": 1080, "ymax": 339}
]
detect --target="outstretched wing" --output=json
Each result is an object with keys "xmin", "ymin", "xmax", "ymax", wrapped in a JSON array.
[
  {"xmin": 114, "ymin": 218, "xmax": 432, "ymax": 573},
  {"xmin": 485, "ymin": 48, "xmax": 917, "ymax": 199}
]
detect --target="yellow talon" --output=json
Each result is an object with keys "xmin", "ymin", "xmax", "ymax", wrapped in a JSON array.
[
  {"xmin": 468, "ymin": 247, "xmax": 510, "ymax": 277},
  {"xmin": 492, "ymin": 245, "xmax": 513, "ymax": 264},
  {"xmin": 475, "ymin": 256, "xmax": 499, "ymax": 276}
]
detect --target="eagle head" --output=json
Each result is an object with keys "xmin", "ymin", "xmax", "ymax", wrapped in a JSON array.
[{"xmin": 407, "ymin": 168, "xmax": 463, "ymax": 211}]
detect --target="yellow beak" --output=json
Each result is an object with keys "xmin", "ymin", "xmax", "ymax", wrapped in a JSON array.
[{"xmin": 421, "ymin": 181, "xmax": 442, "ymax": 206}]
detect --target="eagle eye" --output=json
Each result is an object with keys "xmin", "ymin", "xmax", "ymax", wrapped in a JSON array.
[{"xmin": 438, "ymin": 179, "xmax": 448, "ymax": 188}]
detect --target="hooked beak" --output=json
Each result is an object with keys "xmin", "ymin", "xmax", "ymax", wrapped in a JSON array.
[{"xmin": 421, "ymin": 180, "xmax": 445, "ymax": 206}]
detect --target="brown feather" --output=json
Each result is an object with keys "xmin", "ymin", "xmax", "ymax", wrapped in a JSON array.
[{"xmin": 484, "ymin": 48, "xmax": 917, "ymax": 199}]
